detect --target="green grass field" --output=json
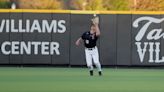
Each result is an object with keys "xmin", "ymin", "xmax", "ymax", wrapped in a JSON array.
[{"xmin": 0, "ymin": 67, "xmax": 164, "ymax": 92}]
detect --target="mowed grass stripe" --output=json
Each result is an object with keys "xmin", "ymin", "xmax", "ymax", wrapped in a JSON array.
[{"xmin": 0, "ymin": 67, "xmax": 164, "ymax": 92}]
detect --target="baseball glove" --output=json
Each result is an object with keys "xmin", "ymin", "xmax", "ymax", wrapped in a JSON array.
[{"xmin": 91, "ymin": 16, "xmax": 99, "ymax": 24}]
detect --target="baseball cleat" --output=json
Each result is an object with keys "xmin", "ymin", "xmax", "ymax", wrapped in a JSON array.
[
  {"xmin": 98, "ymin": 71, "xmax": 102, "ymax": 76},
  {"xmin": 90, "ymin": 70, "xmax": 93, "ymax": 76}
]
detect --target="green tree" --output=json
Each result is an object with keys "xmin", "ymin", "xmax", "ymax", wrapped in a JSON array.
[
  {"xmin": 68, "ymin": 0, "xmax": 130, "ymax": 10},
  {"xmin": 68, "ymin": 0, "xmax": 104, "ymax": 10},
  {"xmin": 132, "ymin": 0, "xmax": 164, "ymax": 11},
  {"xmin": 102, "ymin": 0, "xmax": 130, "ymax": 10},
  {"xmin": 18, "ymin": 0, "xmax": 64, "ymax": 9},
  {"xmin": 68, "ymin": 0, "xmax": 86, "ymax": 10},
  {"xmin": 0, "ymin": 0, "xmax": 10, "ymax": 9},
  {"xmin": 86, "ymin": 0, "xmax": 104, "ymax": 10}
]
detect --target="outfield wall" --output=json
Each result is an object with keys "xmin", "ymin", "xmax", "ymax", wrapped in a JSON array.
[{"xmin": 0, "ymin": 10, "xmax": 164, "ymax": 66}]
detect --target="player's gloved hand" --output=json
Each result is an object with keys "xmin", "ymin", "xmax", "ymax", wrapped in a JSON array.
[{"xmin": 91, "ymin": 16, "xmax": 99, "ymax": 25}]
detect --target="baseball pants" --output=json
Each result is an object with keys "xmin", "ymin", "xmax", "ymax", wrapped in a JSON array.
[{"xmin": 85, "ymin": 46, "xmax": 102, "ymax": 71}]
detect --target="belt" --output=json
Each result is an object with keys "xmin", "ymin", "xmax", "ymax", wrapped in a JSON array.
[
  {"xmin": 86, "ymin": 47, "xmax": 95, "ymax": 50},
  {"xmin": 88, "ymin": 48, "xmax": 93, "ymax": 50}
]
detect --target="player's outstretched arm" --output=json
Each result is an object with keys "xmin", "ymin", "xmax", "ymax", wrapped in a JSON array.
[{"xmin": 75, "ymin": 37, "xmax": 82, "ymax": 46}]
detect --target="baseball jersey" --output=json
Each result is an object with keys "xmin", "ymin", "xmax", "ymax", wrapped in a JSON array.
[{"xmin": 81, "ymin": 31, "xmax": 98, "ymax": 48}]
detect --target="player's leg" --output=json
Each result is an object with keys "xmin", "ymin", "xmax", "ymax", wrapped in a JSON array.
[
  {"xmin": 92, "ymin": 47, "xmax": 102, "ymax": 76},
  {"xmin": 85, "ymin": 49, "xmax": 93, "ymax": 76}
]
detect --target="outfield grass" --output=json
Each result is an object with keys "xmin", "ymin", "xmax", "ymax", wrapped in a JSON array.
[{"xmin": 0, "ymin": 67, "xmax": 164, "ymax": 92}]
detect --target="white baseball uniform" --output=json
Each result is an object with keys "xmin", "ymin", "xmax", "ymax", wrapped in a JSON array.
[{"xmin": 81, "ymin": 31, "xmax": 102, "ymax": 72}]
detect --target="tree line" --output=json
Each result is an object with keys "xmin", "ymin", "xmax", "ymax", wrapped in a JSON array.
[{"xmin": 0, "ymin": 0, "xmax": 164, "ymax": 11}]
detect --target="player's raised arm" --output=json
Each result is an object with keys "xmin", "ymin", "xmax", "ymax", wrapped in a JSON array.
[
  {"xmin": 94, "ymin": 23, "xmax": 100, "ymax": 36},
  {"xmin": 92, "ymin": 16, "xmax": 100, "ymax": 36}
]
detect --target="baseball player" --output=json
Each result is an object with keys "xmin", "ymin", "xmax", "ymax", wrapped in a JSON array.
[{"xmin": 75, "ymin": 15, "xmax": 102, "ymax": 76}]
